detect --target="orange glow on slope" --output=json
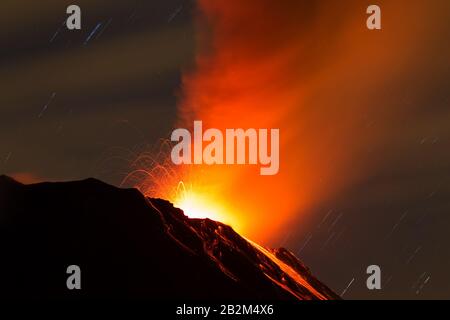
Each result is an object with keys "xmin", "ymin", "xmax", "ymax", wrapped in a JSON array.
[{"xmin": 245, "ymin": 238, "xmax": 326, "ymax": 300}]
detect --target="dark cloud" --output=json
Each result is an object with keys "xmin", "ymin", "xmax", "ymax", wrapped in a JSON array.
[{"xmin": 0, "ymin": 0, "xmax": 195, "ymax": 182}]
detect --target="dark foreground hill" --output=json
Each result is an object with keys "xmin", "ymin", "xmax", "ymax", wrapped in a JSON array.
[{"xmin": 0, "ymin": 175, "xmax": 339, "ymax": 300}]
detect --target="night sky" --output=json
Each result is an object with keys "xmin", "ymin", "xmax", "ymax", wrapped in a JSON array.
[
  {"xmin": 1, "ymin": 0, "xmax": 449, "ymax": 299},
  {"xmin": 0, "ymin": 0, "xmax": 194, "ymax": 183}
]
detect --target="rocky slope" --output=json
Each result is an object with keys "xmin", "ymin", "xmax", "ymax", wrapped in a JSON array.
[{"xmin": 0, "ymin": 175, "xmax": 339, "ymax": 300}]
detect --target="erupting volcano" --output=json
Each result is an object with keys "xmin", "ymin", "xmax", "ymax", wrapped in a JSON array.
[
  {"xmin": 0, "ymin": 175, "xmax": 339, "ymax": 300},
  {"xmin": 1, "ymin": 0, "xmax": 448, "ymax": 303}
]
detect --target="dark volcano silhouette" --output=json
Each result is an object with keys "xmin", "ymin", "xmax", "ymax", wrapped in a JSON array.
[{"xmin": 0, "ymin": 175, "xmax": 339, "ymax": 300}]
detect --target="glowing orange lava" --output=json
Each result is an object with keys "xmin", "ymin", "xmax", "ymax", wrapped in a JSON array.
[
  {"xmin": 122, "ymin": 147, "xmax": 244, "ymax": 233},
  {"xmin": 173, "ymin": 181, "xmax": 242, "ymax": 232}
]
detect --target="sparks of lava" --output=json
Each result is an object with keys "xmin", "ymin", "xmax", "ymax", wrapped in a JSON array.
[{"xmin": 121, "ymin": 139, "xmax": 243, "ymax": 233}]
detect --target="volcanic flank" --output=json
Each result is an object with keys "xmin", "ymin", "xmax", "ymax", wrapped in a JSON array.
[{"xmin": 0, "ymin": 175, "xmax": 339, "ymax": 300}]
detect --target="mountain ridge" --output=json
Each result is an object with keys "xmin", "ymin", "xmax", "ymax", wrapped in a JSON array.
[{"xmin": 0, "ymin": 175, "xmax": 339, "ymax": 300}]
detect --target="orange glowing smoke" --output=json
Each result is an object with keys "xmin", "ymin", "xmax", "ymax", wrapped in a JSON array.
[{"xmin": 136, "ymin": 1, "xmax": 446, "ymax": 244}]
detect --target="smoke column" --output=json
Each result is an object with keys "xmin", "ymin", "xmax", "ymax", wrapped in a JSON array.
[{"xmin": 176, "ymin": 0, "xmax": 448, "ymax": 243}]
